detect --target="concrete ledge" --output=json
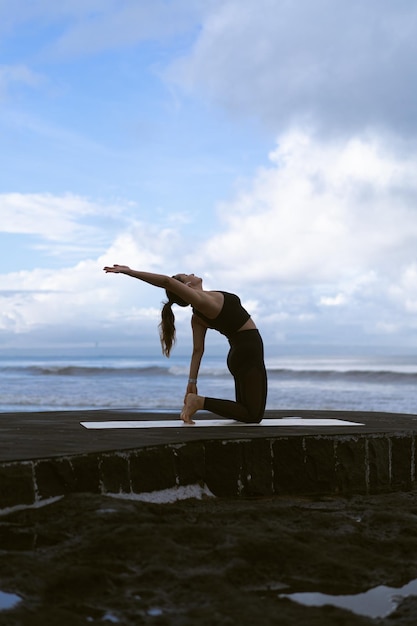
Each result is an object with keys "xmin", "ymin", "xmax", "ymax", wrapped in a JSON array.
[
  {"xmin": 1, "ymin": 410, "xmax": 417, "ymax": 513},
  {"xmin": 1, "ymin": 431, "xmax": 416, "ymax": 512}
]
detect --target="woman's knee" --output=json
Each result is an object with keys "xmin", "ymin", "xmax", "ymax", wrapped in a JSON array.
[{"xmin": 240, "ymin": 410, "xmax": 264, "ymax": 424}]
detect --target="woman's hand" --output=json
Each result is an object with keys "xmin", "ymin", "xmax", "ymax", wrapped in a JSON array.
[
  {"xmin": 184, "ymin": 382, "xmax": 197, "ymax": 403},
  {"xmin": 103, "ymin": 264, "xmax": 131, "ymax": 274}
]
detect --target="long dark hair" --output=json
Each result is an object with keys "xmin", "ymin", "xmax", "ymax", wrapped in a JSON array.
[{"xmin": 159, "ymin": 281, "xmax": 189, "ymax": 357}]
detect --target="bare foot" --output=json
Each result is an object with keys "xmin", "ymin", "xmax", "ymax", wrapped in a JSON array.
[{"xmin": 180, "ymin": 393, "xmax": 204, "ymax": 425}]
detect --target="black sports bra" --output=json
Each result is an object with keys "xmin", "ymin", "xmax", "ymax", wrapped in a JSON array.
[{"xmin": 192, "ymin": 291, "xmax": 251, "ymax": 337}]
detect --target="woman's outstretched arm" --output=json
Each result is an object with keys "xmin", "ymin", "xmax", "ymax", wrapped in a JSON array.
[
  {"xmin": 103, "ymin": 264, "xmax": 215, "ymax": 313},
  {"xmin": 103, "ymin": 265, "xmax": 172, "ymax": 289}
]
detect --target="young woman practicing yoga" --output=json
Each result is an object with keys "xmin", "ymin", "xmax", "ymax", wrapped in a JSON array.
[{"xmin": 103, "ymin": 265, "xmax": 268, "ymax": 424}]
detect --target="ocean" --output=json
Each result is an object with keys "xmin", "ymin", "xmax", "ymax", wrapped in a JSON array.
[{"xmin": 1, "ymin": 351, "xmax": 417, "ymax": 415}]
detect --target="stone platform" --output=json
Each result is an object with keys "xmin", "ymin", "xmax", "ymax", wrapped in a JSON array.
[{"xmin": 1, "ymin": 409, "xmax": 417, "ymax": 513}]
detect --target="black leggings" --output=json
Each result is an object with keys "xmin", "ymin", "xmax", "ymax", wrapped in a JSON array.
[{"xmin": 203, "ymin": 329, "xmax": 267, "ymax": 423}]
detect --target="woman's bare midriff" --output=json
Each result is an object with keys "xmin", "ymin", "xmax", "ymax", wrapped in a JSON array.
[{"xmin": 237, "ymin": 318, "xmax": 257, "ymax": 332}]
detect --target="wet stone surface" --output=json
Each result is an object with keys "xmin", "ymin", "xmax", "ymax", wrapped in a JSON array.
[{"xmin": 1, "ymin": 490, "xmax": 417, "ymax": 624}]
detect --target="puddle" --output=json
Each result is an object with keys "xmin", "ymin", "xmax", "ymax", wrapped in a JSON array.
[
  {"xmin": 280, "ymin": 577, "xmax": 417, "ymax": 618},
  {"xmin": 0, "ymin": 590, "xmax": 22, "ymax": 611}
]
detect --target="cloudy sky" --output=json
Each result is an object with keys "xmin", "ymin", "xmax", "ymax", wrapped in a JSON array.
[{"xmin": 1, "ymin": 0, "xmax": 417, "ymax": 356}]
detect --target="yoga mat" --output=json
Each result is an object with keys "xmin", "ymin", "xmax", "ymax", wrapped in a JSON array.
[{"xmin": 80, "ymin": 417, "xmax": 364, "ymax": 429}]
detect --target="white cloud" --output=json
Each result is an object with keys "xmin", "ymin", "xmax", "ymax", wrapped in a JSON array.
[
  {"xmin": 0, "ymin": 193, "xmax": 128, "ymax": 259},
  {"xmin": 1, "ymin": 0, "xmax": 417, "ymax": 350},
  {"xmin": 0, "ymin": 0, "xmax": 206, "ymax": 57},
  {"xmin": 6, "ymin": 128, "xmax": 417, "ymax": 348},
  {"xmin": 187, "ymin": 129, "xmax": 417, "ymax": 339},
  {"xmin": 51, "ymin": 1, "xmax": 198, "ymax": 56},
  {"xmin": 1, "ymin": 193, "xmax": 106, "ymax": 237},
  {"xmin": 0, "ymin": 64, "xmax": 43, "ymax": 99},
  {"xmin": 319, "ymin": 294, "xmax": 348, "ymax": 307},
  {"xmin": 1, "ymin": 132, "xmax": 417, "ymax": 349},
  {"xmin": 0, "ymin": 187, "xmax": 196, "ymax": 346},
  {"xmin": 0, "ymin": 214, "xmax": 189, "ymax": 342},
  {"xmin": 168, "ymin": 0, "xmax": 417, "ymax": 137},
  {"xmin": 3, "ymin": 1, "xmax": 417, "ymax": 138},
  {"xmin": 389, "ymin": 264, "xmax": 417, "ymax": 314}
]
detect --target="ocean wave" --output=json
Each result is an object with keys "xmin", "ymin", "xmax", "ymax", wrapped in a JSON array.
[
  {"xmin": 1, "ymin": 363, "xmax": 417, "ymax": 384},
  {"xmin": 1, "ymin": 365, "xmax": 174, "ymax": 377},
  {"xmin": 0, "ymin": 363, "xmax": 229, "ymax": 378},
  {"xmin": 267, "ymin": 368, "xmax": 417, "ymax": 384}
]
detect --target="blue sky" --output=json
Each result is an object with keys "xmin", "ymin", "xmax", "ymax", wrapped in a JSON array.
[{"xmin": 1, "ymin": 0, "xmax": 417, "ymax": 356}]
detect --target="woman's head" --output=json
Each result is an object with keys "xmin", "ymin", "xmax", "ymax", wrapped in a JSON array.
[
  {"xmin": 174, "ymin": 273, "xmax": 202, "ymax": 289},
  {"xmin": 159, "ymin": 275, "xmax": 190, "ymax": 357}
]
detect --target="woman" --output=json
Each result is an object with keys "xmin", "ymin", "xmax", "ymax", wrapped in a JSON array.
[{"xmin": 103, "ymin": 265, "xmax": 267, "ymax": 425}]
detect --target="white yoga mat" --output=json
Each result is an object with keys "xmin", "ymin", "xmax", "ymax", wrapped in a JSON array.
[{"xmin": 80, "ymin": 417, "xmax": 364, "ymax": 429}]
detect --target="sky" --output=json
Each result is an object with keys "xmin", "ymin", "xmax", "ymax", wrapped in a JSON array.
[{"xmin": 1, "ymin": 0, "xmax": 417, "ymax": 358}]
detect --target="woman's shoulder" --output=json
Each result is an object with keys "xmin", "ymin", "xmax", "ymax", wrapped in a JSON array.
[{"xmin": 192, "ymin": 290, "xmax": 224, "ymax": 318}]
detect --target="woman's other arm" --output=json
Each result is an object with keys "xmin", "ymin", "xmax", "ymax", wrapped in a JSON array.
[{"xmin": 184, "ymin": 315, "xmax": 207, "ymax": 401}]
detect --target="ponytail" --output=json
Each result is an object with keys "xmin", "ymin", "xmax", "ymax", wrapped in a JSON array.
[
  {"xmin": 159, "ymin": 301, "xmax": 176, "ymax": 357},
  {"xmin": 159, "ymin": 283, "xmax": 189, "ymax": 357},
  {"xmin": 159, "ymin": 276, "xmax": 189, "ymax": 357}
]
